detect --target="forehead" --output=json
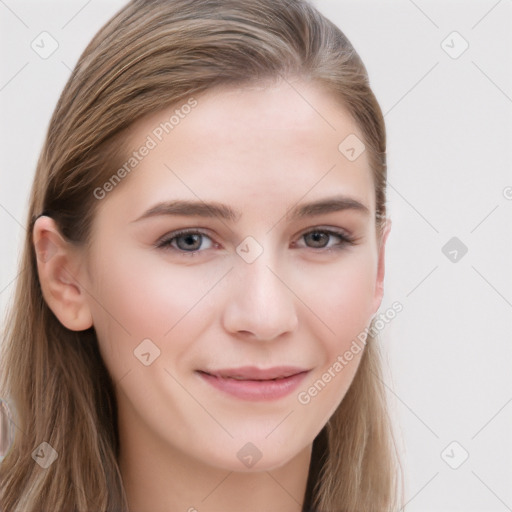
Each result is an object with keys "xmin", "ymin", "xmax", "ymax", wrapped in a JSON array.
[{"xmin": 95, "ymin": 79, "xmax": 375, "ymax": 224}]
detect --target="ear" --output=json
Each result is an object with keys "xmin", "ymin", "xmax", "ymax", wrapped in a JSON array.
[
  {"xmin": 33, "ymin": 216, "xmax": 93, "ymax": 331},
  {"xmin": 372, "ymin": 218, "xmax": 392, "ymax": 315}
]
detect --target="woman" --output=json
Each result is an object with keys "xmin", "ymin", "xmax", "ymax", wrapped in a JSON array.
[{"xmin": 0, "ymin": 0, "xmax": 403, "ymax": 510}]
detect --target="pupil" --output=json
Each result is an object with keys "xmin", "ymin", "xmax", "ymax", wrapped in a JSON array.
[
  {"xmin": 178, "ymin": 234, "xmax": 201, "ymax": 251},
  {"xmin": 307, "ymin": 232, "xmax": 327, "ymax": 248}
]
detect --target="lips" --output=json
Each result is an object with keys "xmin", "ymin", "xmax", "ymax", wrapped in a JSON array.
[
  {"xmin": 200, "ymin": 366, "xmax": 308, "ymax": 381},
  {"xmin": 196, "ymin": 366, "xmax": 310, "ymax": 401}
]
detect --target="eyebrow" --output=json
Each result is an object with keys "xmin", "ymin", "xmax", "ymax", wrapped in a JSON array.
[{"xmin": 132, "ymin": 195, "xmax": 370, "ymax": 223}]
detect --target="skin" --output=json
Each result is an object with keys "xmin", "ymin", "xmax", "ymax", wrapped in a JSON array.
[{"xmin": 33, "ymin": 79, "xmax": 390, "ymax": 512}]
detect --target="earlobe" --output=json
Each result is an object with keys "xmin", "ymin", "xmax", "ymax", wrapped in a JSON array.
[
  {"xmin": 33, "ymin": 216, "xmax": 93, "ymax": 331},
  {"xmin": 372, "ymin": 218, "xmax": 392, "ymax": 315}
]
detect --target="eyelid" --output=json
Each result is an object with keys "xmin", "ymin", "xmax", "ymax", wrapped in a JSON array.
[
  {"xmin": 296, "ymin": 225, "xmax": 354, "ymax": 240},
  {"xmin": 293, "ymin": 227, "xmax": 357, "ymax": 249},
  {"xmin": 154, "ymin": 228, "xmax": 216, "ymax": 252},
  {"xmin": 155, "ymin": 225, "xmax": 357, "ymax": 255}
]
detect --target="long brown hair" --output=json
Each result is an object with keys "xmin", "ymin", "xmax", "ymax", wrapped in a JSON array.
[{"xmin": 0, "ymin": 1, "xmax": 403, "ymax": 510}]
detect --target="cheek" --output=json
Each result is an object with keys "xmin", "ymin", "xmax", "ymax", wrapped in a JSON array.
[
  {"xmin": 85, "ymin": 247, "xmax": 223, "ymax": 376},
  {"xmin": 332, "ymin": 266, "xmax": 375, "ymax": 333},
  {"xmin": 297, "ymin": 252, "xmax": 377, "ymax": 347},
  {"xmin": 294, "ymin": 259, "xmax": 376, "ymax": 422}
]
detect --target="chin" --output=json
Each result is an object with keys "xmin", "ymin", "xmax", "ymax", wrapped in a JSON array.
[{"xmin": 201, "ymin": 440, "xmax": 309, "ymax": 474}]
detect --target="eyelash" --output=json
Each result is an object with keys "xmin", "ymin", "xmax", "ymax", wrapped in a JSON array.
[{"xmin": 155, "ymin": 228, "xmax": 356, "ymax": 256}]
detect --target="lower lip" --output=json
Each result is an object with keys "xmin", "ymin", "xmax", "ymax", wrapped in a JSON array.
[{"xmin": 197, "ymin": 371, "xmax": 309, "ymax": 401}]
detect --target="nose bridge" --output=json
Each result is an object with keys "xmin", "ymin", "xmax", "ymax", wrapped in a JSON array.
[{"xmin": 222, "ymin": 245, "xmax": 298, "ymax": 340}]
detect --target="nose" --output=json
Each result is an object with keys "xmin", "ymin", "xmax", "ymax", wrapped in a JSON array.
[{"xmin": 221, "ymin": 253, "xmax": 298, "ymax": 341}]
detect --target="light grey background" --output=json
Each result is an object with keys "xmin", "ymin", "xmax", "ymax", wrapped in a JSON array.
[{"xmin": 1, "ymin": 1, "xmax": 511, "ymax": 510}]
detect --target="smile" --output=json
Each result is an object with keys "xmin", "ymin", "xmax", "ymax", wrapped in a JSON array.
[{"xmin": 196, "ymin": 366, "xmax": 310, "ymax": 401}]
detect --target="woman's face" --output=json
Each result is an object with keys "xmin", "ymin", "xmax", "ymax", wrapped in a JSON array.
[{"xmin": 81, "ymin": 80, "xmax": 389, "ymax": 472}]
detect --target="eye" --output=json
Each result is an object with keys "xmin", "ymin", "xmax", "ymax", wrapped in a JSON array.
[
  {"xmin": 296, "ymin": 228, "xmax": 355, "ymax": 250},
  {"xmin": 156, "ymin": 230, "xmax": 215, "ymax": 253}
]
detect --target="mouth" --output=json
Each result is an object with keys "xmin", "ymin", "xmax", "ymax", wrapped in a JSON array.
[{"xmin": 196, "ymin": 366, "xmax": 310, "ymax": 401}]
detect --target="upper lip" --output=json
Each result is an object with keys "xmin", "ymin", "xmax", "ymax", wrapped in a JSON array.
[{"xmin": 199, "ymin": 366, "xmax": 309, "ymax": 380}]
